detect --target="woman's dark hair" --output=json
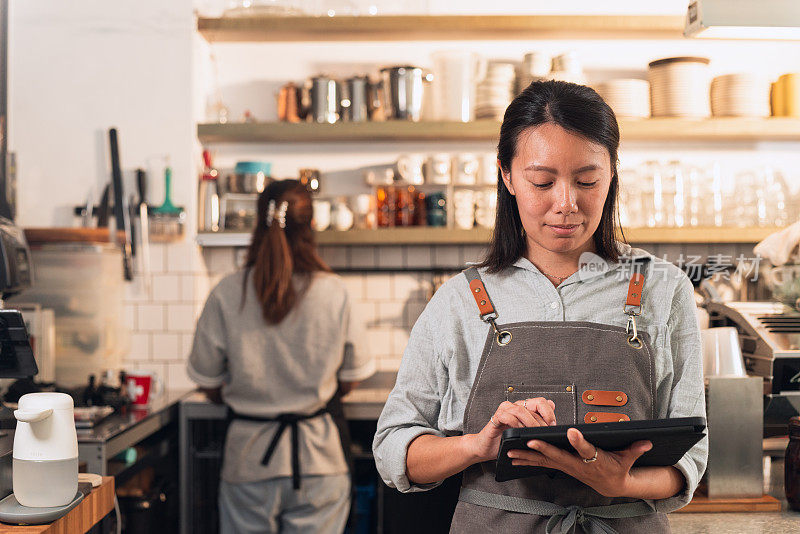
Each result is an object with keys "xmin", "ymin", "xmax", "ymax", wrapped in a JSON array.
[
  {"xmin": 243, "ymin": 179, "xmax": 331, "ymax": 324},
  {"xmin": 479, "ymin": 80, "xmax": 624, "ymax": 272}
]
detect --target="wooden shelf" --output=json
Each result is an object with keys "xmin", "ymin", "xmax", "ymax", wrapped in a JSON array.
[
  {"xmin": 197, "ymin": 14, "xmax": 684, "ymax": 42},
  {"xmin": 196, "ymin": 226, "xmax": 781, "ymax": 247},
  {"xmin": 198, "ymin": 118, "xmax": 800, "ymax": 144}
]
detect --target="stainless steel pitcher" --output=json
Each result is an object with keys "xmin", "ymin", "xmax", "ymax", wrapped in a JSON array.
[
  {"xmin": 309, "ymin": 76, "xmax": 339, "ymax": 124},
  {"xmin": 379, "ymin": 66, "xmax": 431, "ymax": 122},
  {"xmin": 342, "ymin": 76, "xmax": 369, "ymax": 122}
]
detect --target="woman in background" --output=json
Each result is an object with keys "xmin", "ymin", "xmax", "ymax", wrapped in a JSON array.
[{"xmin": 188, "ymin": 179, "xmax": 374, "ymax": 534}]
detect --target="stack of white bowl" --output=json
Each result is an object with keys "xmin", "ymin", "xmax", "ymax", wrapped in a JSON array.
[
  {"xmin": 594, "ymin": 79, "xmax": 651, "ymax": 118},
  {"xmin": 476, "ymin": 62, "xmax": 517, "ymax": 120},
  {"xmin": 648, "ymin": 56, "xmax": 711, "ymax": 118},
  {"xmin": 517, "ymin": 51, "xmax": 551, "ymax": 93},
  {"xmin": 711, "ymin": 73, "xmax": 770, "ymax": 117}
]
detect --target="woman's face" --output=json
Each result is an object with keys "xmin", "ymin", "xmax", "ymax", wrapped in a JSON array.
[{"xmin": 500, "ymin": 123, "xmax": 613, "ymax": 258}]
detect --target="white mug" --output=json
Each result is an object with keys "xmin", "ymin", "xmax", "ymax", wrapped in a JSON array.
[
  {"xmin": 396, "ymin": 154, "xmax": 426, "ymax": 185},
  {"xmin": 425, "ymin": 153, "xmax": 452, "ymax": 185},
  {"xmin": 312, "ymin": 200, "xmax": 331, "ymax": 231},
  {"xmin": 453, "ymin": 153, "xmax": 479, "ymax": 185}
]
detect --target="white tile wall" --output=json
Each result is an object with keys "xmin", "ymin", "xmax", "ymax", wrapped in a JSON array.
[{"xmin": 121, "ymin": 240, "xmax": 746, "ymax": 389}]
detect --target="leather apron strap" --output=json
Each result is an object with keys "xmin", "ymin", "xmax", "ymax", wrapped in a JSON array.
[
  {"xmin": 460, "ymin": 488, "xmax": 655, "ymax": 534},
  {"xmin": 228, "ymin": 407, "xmax": 328, "ymax": 490}
]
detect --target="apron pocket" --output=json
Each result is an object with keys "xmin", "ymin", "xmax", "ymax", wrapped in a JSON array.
[{"xmin": 506, "ymin": 385, "xmax": 577, "ymax": 426}]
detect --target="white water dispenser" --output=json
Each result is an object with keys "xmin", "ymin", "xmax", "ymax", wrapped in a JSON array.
[{"xmin": 12, "ymin": 393, "xmax": 78, "ymax": 507}]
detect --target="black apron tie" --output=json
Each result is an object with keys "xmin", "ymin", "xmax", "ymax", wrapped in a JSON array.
[{"xmin": 228, "ymin": 407, "xmax": 328, "ymax": 490}]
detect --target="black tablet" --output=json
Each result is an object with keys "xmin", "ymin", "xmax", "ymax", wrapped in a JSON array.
[{"xmin": 495, "ymin": 417, "xmax": 706, "ymax": 482}]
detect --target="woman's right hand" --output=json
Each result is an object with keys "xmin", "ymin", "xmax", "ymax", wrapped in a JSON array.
[{"xmin": 466, "ymin": 398, "xmax": 557, "ymax": 462}]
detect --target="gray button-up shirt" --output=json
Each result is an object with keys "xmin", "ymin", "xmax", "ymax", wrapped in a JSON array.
[
  {"xmin": 373, "ymin": 243, "xmax": 707, "ymax": 514},
  {"xmin": 188, "ymin": 270, "xmax": 375, "ymax": 483}
]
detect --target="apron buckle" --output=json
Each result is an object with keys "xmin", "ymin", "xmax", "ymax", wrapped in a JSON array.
[{"xmin": 625, "ymin": 314, "xmax": 643, "ymax": 350}]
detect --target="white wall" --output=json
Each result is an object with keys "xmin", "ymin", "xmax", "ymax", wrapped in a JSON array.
[{"xmin": 8, "ymin": 0, "xmax": 195, "ymax": 227}]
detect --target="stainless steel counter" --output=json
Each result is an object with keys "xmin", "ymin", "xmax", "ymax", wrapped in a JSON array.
[{"xmin": 77, "ymin": 389, "xmax": 193, "ymax": 474}]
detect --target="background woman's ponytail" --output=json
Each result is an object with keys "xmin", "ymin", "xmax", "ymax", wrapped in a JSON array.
[{"xmin": 244, "ymin": 180, "xmax": 330, "ymax": 323}]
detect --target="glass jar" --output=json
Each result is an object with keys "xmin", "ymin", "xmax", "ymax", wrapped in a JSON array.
[{"xmin": 785, "ymin": 416, "xmax": 800, "ymax": 510}]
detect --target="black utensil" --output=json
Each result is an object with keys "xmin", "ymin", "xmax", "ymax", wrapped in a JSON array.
[
  {"xmin": 108, "ymin": 128, "xmax": 133, "ymax": 281},
  {"xmin": 97, "ymin": 184, "xmax": 111, "ymax": 228}
]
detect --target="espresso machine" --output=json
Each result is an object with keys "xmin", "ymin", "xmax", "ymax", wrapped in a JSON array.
[{"xmin": 706, "ymin": 300, "xmax": 800, "ymax": 434}]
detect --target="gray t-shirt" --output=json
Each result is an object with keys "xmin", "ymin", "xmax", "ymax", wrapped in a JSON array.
[
  {"xmin": 188, "ymin": 270, "xmax": 375, "ymax": 483},
  {"xmin": 373, "ymin": 243, "xmax": 707, "ymax": 514}
]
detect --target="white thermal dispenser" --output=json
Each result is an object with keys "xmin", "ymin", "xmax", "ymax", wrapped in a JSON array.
[{"xmin": 13, "ymin": 393, "xmax": 79, "ymax": 507}]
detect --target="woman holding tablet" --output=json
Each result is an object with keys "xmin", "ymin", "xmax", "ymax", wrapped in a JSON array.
[{"xmin": 373, "ymin": 81, "xmax": 707, "ymax": 532}]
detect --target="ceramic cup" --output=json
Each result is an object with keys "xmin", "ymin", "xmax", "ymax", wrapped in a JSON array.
[{"xmin": 312, "ymin": 200, "xmax": 331, "ymax": 231}]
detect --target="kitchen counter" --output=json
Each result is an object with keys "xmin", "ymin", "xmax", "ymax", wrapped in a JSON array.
[
  {"xmin": 669, "ymin": 456, "xmax": 800, "ymax": 532},
  {"xmin": 77, "ymin": 390, "xmax": 193, "ymax": 475},
  {"xmin": 0, "ymin": 477, "xmax": 115, "ymax": 534}
]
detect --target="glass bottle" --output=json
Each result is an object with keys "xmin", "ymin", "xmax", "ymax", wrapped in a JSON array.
[{"xmin": 785, "ymin": 416, "xmax": 800, "ymax": 510}]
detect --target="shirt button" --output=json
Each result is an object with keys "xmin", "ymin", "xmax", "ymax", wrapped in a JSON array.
[{"xmin": 550, "ymin": 302, "xmax": 558, "ymax": 309}]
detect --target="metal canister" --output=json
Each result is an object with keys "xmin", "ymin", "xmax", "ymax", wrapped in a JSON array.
[
  {"xmin": 342, "ymin": 76, "xmax": 370, "ymax": 122},
  {"xmin": 309, "ymin": 76, "xmax": 339, "ymax": 124},
  {"xmin": 379, "ymin": 66, "xmax": 430, "ymax": 122}
]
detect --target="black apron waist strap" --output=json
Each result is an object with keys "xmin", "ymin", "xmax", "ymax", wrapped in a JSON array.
[{"xmin": 228, "ymin": 407, "xmax": 329, "ymax": 490}]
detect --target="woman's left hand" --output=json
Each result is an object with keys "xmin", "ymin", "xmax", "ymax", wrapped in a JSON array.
[{"xmin": 506, "ymin": 428, "xmax": 652, "ymax": 498}]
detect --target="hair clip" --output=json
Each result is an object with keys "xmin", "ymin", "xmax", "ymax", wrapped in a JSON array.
[
  {"xmin": 276, "ymin": 201, "xmax": 288, "ymax": 229},
  {"xmin": 265, "ymin": 199, "xmax": 276, "ymax": 227}
]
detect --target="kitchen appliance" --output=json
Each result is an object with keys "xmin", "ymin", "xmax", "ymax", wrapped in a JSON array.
[
  {"xmin": 12, "ymin": 392, "xmax": 78, "ymax": 507},
  {"xmin": 706, "ymin": 300, "xmax": 800, "ymax": 432},
  {"xmin": 379, "ymin": 66, "xmax": 430, "ymax": 122},
  {"xmin": 0, "ymin": 217, "xmax": 32, "ymax": 298}
]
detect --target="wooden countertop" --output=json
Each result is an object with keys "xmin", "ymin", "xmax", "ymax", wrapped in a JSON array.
[{"xmin": 0, "ymin": 477, "xmax": 115, "ymax": 534}]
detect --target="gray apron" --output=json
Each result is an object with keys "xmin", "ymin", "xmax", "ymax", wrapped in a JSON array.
[{"xmin": 449, "ymin": 261, "xmax": 671, "ymax": 534}]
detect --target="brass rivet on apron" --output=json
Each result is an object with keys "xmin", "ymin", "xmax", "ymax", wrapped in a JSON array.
[
  {"xmin": 507, "ymin": 386, "xmax": 514, "ymax": 393},
  {"xmin": 586, "ymin": 394, "xmax": 594, "ymax": 401},
  {"xmin": 634, "ymin": 280, "xmax": 640, "ymax": 286},
  {"xmin": 480, "ymin": 300, "xmax": 486, "ymax": 306},
  {"xmin": 631, "ymin": 292, "xmax": 638, "ymax": 298},
  {"xmin": 474, "ymin": 287, "xmax": 481, "ymax": 293},
  {"xmin": 590, "ymin": 416, "xmax": 597, "ymax": 422},
  {"xmin": 616, "ymin": 395, "xmax": 623, "ymax": 402},
  {"xmin": 627, "ymin": 336, "xmax": 643, "ymax": 350},
  {"xmin": 496, "ymin": 330, "xmax": 512, "ymax": 346},
  {"xmin": 566, "ymin": 386, "xmax": 572, "ymax": 392}
]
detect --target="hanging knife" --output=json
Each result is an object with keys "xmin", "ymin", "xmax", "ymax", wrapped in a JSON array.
[
  {"xmin": 97, "ymin": 183, "xmax": 111, "ymax": 228},
  {"xmin": 108, "ymin": 128, "xmax": 133, "ymax": 281},
  {"xmin": 137, "ymin": 168, "xmax": 152, "ymax": 294}
]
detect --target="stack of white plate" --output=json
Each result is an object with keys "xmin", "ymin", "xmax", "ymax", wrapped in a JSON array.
[
  {"xmin": 594, "ymin": 79, "xmax": 651, "ymax": 118},
  {"xmin": 711, "ymin": 73, "xmax": 770, "ymax": 117},
  {"xmin": 648, "ymin": 57, "xmax": 711, "ymax": 118},
  {"xmin": 517, "ymin": 51, "xmax": 551, "ymax": 93},
  {"xmin": 476, "ymin": 62, "xmax": 516, "ymax": 120}
]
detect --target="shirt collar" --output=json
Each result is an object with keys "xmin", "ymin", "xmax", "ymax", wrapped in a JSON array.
[{"xmin": 511, "ymin": 242, "xmax": 653, "ymax": 284}]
